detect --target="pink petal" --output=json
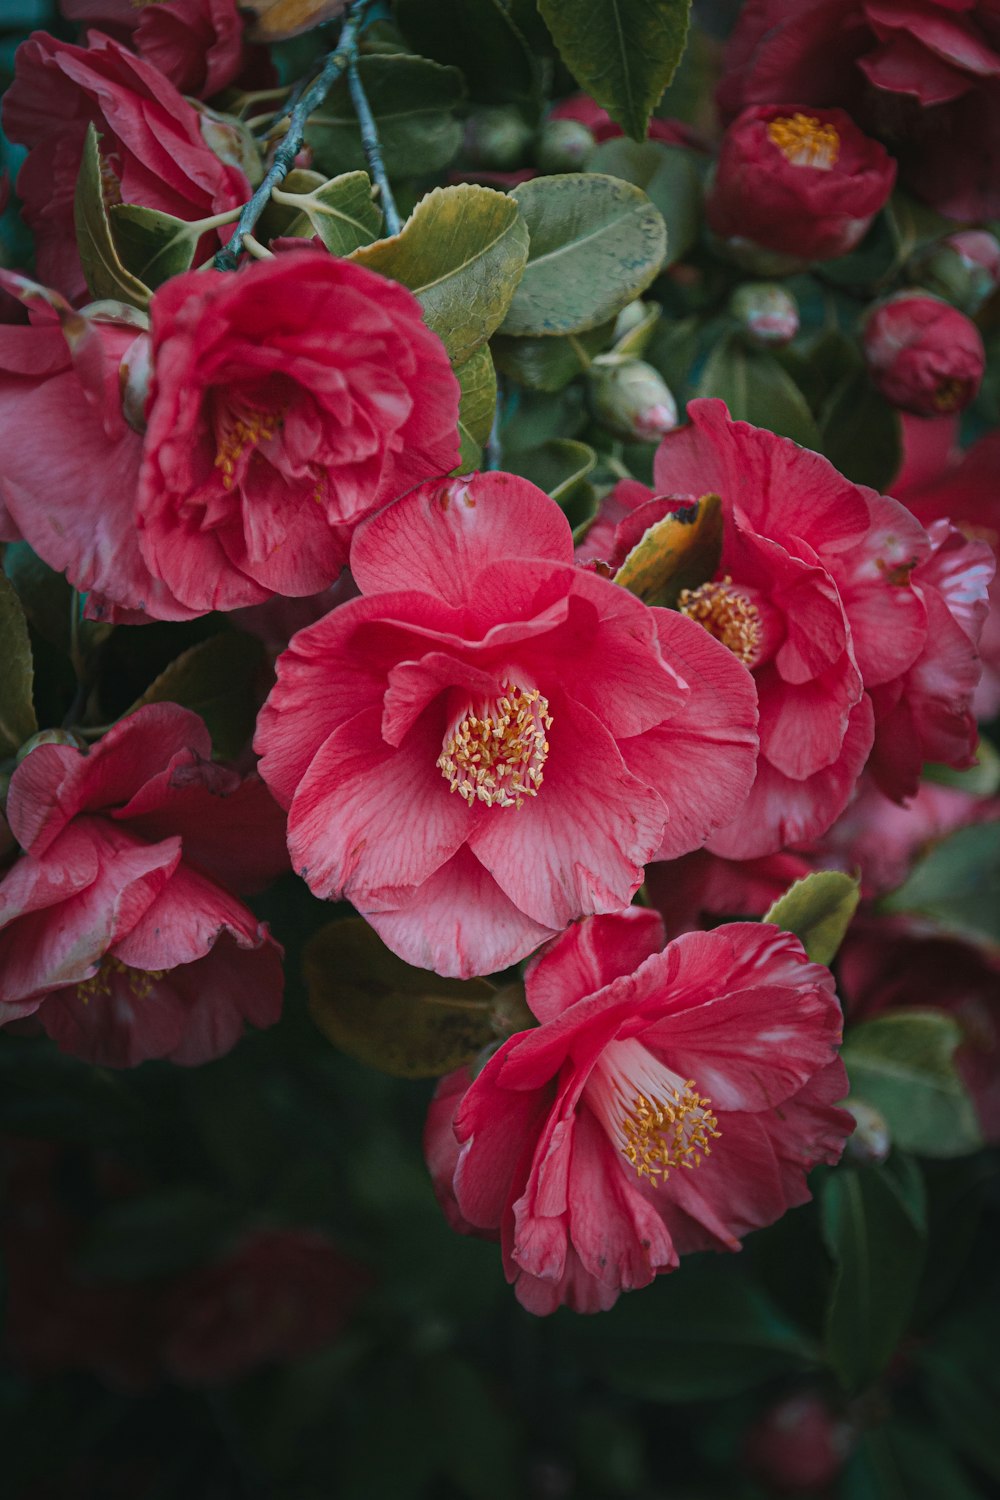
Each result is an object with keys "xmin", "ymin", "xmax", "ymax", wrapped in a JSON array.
[{"xmin": 526, "ymin": 909, "xmax": 666, "ymax": 1023}]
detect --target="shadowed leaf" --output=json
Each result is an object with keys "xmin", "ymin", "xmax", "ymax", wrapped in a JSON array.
[
  {"xmin": 74, "ymin": 124, "xmax": 151, "ymax": 310},
  {"xmin": 0, "ymin": 571, "xmax": 38, "ymax": 757},
  {"xmin": 127, "ymin": 631, "xmax": 265, "ymax": 760}
]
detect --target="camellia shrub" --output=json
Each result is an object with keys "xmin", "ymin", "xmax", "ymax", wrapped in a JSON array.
[{"xmin": 1, "ymin": 1, "xmax": 998, "ymax": 1496}]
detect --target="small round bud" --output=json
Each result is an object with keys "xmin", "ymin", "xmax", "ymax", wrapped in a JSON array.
[
  {"xmin": 730, "ymin": 281, "xmax": 800, "ymax": 347},
  {"xmin": 589, "ymin": 358, "xmax": 678, "ymax": 441},
  {"xmin": 743, "ymin": 1391, "xmax": 855, "ymax": 1494},
  {"xmin": 908, "ymin": 229, "xmax": 1000, "ymax": 315},
  {"xmin": 535, "ymin": 118, "xmax": 595, "ymax": 174},
  {"xmin": 463, "ymin": 107, "xmax": 534, "ymax": 171},
  {"xmin": 120, "ymin": 331, "xmax": 153, "ymax": 434},
  {"xmin": 863, "ymin": 291, "xmax": 985, "ymax": 416},
  {"xmin": 15, "ymin": 729, "xmax": 87, "ymax": 765},
  {"xmin": 843, "ymin": 1098, "xmax": 891, "ymax": 1165}
]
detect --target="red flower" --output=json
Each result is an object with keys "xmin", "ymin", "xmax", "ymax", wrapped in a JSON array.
[
  {"xmin": 137, "ymin": 252, "xmax": 461, "ymax": 612},
  {"xmin": 0, "ymin": 706, "xmax": 286, "ymax": 1067},
  {"xmin": 549, "ymin": 93, "xmax": 705, "ymax": 149},
  {"xmin": 717, "ymin": 0, "xmax": 1000, "ymax": 219},
  {"xmin": 743, "ymin": 1390, "xmax": 856, "ymax": 1493},
  {"xmin": 425, "ymin": 909, "xmax": 851, "ymax": 1314},
  {"xmin": 161, "ymin": 1230, "xmax": 371, "ymax": 1384},
  {"xmin": 2, "ymin": 31, "xmax": 250, "ymax": 302},
  {"xmin": 255, "ymin": 471, "xmax": 758, "ymax": 978},
  {"xmin": 863, "ymin": 294, "xmax": 985, "ymax": 416},
  {"xmin": 706, "ymin": 105, "xmax": 895, "ymax": 264},
  {"xmin": 60, "ymin": 0, "xmax": 258, "ymax": 97}
]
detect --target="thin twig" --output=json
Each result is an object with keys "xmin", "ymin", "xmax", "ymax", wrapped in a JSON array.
[{"xmin": 347, "ymin": 57, "xmax": 401, "ymax": 237}]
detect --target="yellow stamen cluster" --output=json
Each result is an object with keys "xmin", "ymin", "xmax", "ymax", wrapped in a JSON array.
[
  {"xmin": 767, "ymin": 112, "xmax": 840, "ymax": 171},
  {"xmin": 438, "ymin": 684, "xmax": 552, "ymax": 808},
  {"xmin": 933, "ymin": 377, "xmax": 969, "ymax": 413},
  {"xmin": 76, "ymin": 955, "xmax": 166, "ymax": 1005},
  {"xmin": 621, "ymin": 1083, "xmax": 720, "ymax": 1184},
  {"xmin": 214, "ymin": 406, "xmax": 283, "ymax": 489},
  {"xmin": 678, "ymin": 576, "xmax": 762, "ymax": 666}
]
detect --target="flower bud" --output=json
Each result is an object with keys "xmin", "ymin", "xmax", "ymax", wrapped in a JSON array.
[
  {"xmin": 462, "ymin": 107, "xmax": 534, "ymax": 171},
  {"xmin": 843, "ymin": 1098, "xmax": 891, "ymax": 1165},
  {"xmin": 743, "ymin": 1392, "xmax": 855, "ymax": 1494},
  {"xmin": 908, "ymin": 229, "xmax": 1000, "ymax": 315},
  {"xmin": 589, "ymin": 357, "xmax": 678, "ymax": 441},
  {"xmin": 15, "ymin": 729, "xmax": 87, "ymax": 765},
  {"xmin": 535, "ymin": 118, "xmax": 595, "ymax": 174},
  {"xmin": 863, "ymin": 292, "xmax": 985, "ymax": 416},
  {"xmin": 730, "ymin": 282, "xmax": 800, "ymax": 347}
]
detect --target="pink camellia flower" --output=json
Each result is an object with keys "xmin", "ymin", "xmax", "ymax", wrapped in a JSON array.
[
  {"xmin": 580, "ymin": 399, "xmax": 984, "ymax": 855},
  {"xmin": 425, "ymin": 909, "xmax": 851, "ymax": 1314},
  {"xmin": 0, "ymin": 705, "xmax": 287, "ymax": 1067},
  {"xmin": 742, "ymin": 1390, "xmax": 856, "ymax": 1494},
  {"xmin": 863, "ymin": 294, "xmax": 985, "ymax": 416},
  {"xmin": 137, "ymin": 251, "xmax": 461, "ymax": 612},
  {"xmin": 717, "ymin": 0, "xmax": 1000, "ymax": 220},
  {"xmin": 59, "ymin": 0, "xmax": 259, "ymax": 97},
  {"xmin": 161, "ymin": 1230, "xmax": 371, "ymax": 1384},
  {"xmin": 706, "ymin": 105, "xmax": 895, "ymax": 265},
  {"xmin": 0, "ymin": 271, "xmax": 197, "ymax": 623},
  {"xmin": 255, "ymin": 471, "xmax": 759, "ymax": 978},
  {"xmin": 839, "ymin": 912, "xmax": 1000, "ymax": 1143},
  {"xmin": 2, "ymin": 30, "xmax": 250, "ymax": 303}
]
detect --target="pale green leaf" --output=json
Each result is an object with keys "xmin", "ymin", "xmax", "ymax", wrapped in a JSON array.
[
  {"xmin": 74, "ymin": 124, "xmax": 151, "ymax": 310},
  {"xmin": 763, "ymin": 870, "xmax": 860, "ymax": 966}
]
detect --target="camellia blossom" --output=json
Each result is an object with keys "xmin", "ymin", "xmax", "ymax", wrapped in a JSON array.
[
  {"xmin": 863, "ymin": 294, "xmax": 985, "ymax": 416},
  {"xmin": 137, "ymin": 251, "xmax": 461, "ymax": 612},
  {"xmin": 60, "ymin": 0, "xmax": 260, "ymax": 99},
  {"xmin": 581, "ymin": 399, "xmax": 991, "ymax": 856},
  {"xmin": 706, "ymin": 104, "xmax": 896, "ymax": 264},
  {"xmin": 425, "ymin": 909, "xmax": 851, "ymax": 1314},
  {"xmin": 2, "ymin": 30, "xmax": 250, "ymax": 303},
  {"xmin": 255, "ymin": 471, "xmax": 759, "ymax": 978},
  {"xmin": 0, "ymin": 705, "xmax": 287, "ymax": 1067}
]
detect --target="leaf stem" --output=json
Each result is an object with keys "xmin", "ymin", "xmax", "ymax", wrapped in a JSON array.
[{"xmin": 347, "ymin": 57, "xmax": 401, "ymax": 237}]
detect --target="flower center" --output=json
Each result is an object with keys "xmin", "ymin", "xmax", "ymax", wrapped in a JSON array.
[
  {"xmin": 437, "ymin": 683, "xmax": 552, "ymax": 808},
  {"xmin": 214, "ymin": 401, "xmax": 284, "ymax": 490},
  {"xmin": 932, "ymin": 377, "xmax": 970, "ymax": 413},
  {"xmin": 585, "ymin": 1037, "xmax": 720, "ymax": 1186},
  {"xmin": 678, "ymin": 576, "xmax": 761, "ymax": 666},
  {"xmin": 767, "ymin": 113, "xmax": 840, "ymax": 170},
  {"xmin": 75, "ymin": 955, "xmax": 165, "ymax": 1004}
]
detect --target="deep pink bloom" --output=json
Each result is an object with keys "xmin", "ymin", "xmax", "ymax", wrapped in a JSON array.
[
  {"xmin": 840, "ymin": 912, "xmax": 1000, "ymax": 1143},
  {"xmin": 588, "ymin": 400, "xmax": 972, "ymax": 855},
  {"xmin": 161, "ymin": 1230, "xmax": 371, "ymax": 1383},
  {"xmin": 0, "ymin": 705, "xmax": 286, "ymax": 1067},
  {"xmin": 60, "ymin": 0, "xmax": 257, "ymax": 97},
  {"xmin": 550, "ymin": 93, "xmax": 706, "ymax": 149},
  {"xmin": 255, "ymin": 471, "xmax": 759, "ymax": 978},
  {"xmin": 425, "ymin": 909, "xmax": 851, "ymax": 1314},
  {"xmin": 0, "ymin": 272, "xmax": 196, "ymax": 623},
  {"xmin": 138, "ymin": 252, "xmax": 461, "ymax": 612},
  {"xmin": 645, "ymin": 848, "xmax": 814, "ymax": 940},
  {"xmin": 717, "ymin": 0, "xmax": 1000, "ymax": 219},
  {"xmin": 743, "ymin": 1391, "xmax": 856, "ymax": 1493},
  {"xmin": 863, "ymin": 294, "xmax": 985, "ymax": 416},
  {"xmin": 707, "ymin": 105, "xmax": 895, "ymax": 263},
  {"xmin": 2, "ymin": 30, "xmax": 250, "ymax": 303}
]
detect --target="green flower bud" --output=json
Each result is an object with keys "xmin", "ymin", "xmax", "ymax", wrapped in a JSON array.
[
  {"xmin": 729, "ymin": 282, "xmax": 800, "ymax": 347},
  {"xmin": 15, "ymin": 729, "xmax": 88, "ymax": 765},
  {"xmin": 843, "ymin": 1099, "xmax": 891, "ymax": 1165},
  {"xmin": 908, "ymin": 230, "xmax": 1000, "ymax": 316},
  {"xmin": 589, "ymin": 357, "xmax": 678, "ymax": 441},
  {"xmin": 462, "ymin": 107, "xmax": 534, "ymax": 171},
  {"xmin": 535, "ymin": 118, "xmax": 595, "ymax": 175}
]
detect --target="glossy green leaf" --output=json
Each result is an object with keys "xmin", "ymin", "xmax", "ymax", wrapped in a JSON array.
[
  {"xmin": 109, "ymin": 203, "xmax": 200, "ymax": 289},
  {"xmin": 395, "ymin": 0, "xmax": 540, "ymax": 107},
  {"xmin": 3, "ymin": 543, "xmax": 113, "ymax": 663},
  {"xmin": 697, "ymin": 333, "xmax": 823, "ymax": 450},
  {"xmin": 304, "ymin": 918, "xmax": 497, "ymax": 1078},
  {"xmin": 841, "ymin": 1010, "xmax": 984, "ymax": 1158},
  {"xmin": 883, "ymin": 822, "xmax": 1000, "ymax": 945},
  {"xmin": 821, "ymin": 1162, "xmax": 926, "ymax": 1392},
  {"xmin": 269, "ymin": 170, "xmax": 382, "ymax": 255},
  {"xmin": 763, "ymin": 870, "xmax": 860, "ymax": 966},
  {"xmin": 74, "ymin": 123, "xmax": 151, "ymax": 309},
  {"xmin": 820, "ymin": 368, "xmax": 902, "ymax": 491},
  {"xmin": 455, "ymin": 346, "xmax": 497, "ymax": 471},
  {"xmin": 613, "ymin": 493, "xmax": 723, "ymax": 608},
  {"xmin": 500, "ymin": 174, "xmax": 667, "ymax": 338},
  {"xmin": 306, "ymin": 55, "xmax": 465, "ymax": 180},
  {"xmin": 0, "ymin": 570, "xmax": 38, "ymax": 757},
  {"xmin": 590, "ymin": 139, "xmax": 703, "ymax": 268},
  {"xmin": 506, "ymin": 438, "xmax": 597, "ymax": 505},
  {"xmin": 492, "ymin": 320, "xmax": 615, "ymax": 392},
  {"xmin": 351, "ymin": 185, "xmax": 529, "ymax": 364},
  {"xmin": 537, "ymin": 0, "xmax": 692, "ymax": 141},
  {"xmin": 127, "ymin": 630, "xmax": 265, "ymax": 760}
]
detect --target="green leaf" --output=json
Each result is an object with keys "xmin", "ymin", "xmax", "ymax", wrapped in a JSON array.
[
  {"xmin": 492, "ymin": 321, "xmax": 615, "ymax": 393},
  {"xmin": 841, "ymin": 1010, "xmax": 983, "ymax": 1158},
  {"xmin": 306, "ymin": 54, "xmax": 466, "ymax": 180},
  {"xmin": 127, "ymin": 630, "xmax": 266, "ymax": 760},
  {"xmin": 73, "ymin": 123, "xmax": 151, "ymax": 310},
  {"xmin": 924, "ymin": 734, "xmax": 1000, "ymax": 796},
  {"xmin": 0, "ymin": 570, "xmax": 38, "ymax": 757},
  {"xmin": 394, "ymin": 0, "xmax": 540, "ymax": 107},
  {"xmin": 500, "ymin": 174, "xmax": 667, "ymax": 338},
  {"xmin": 455, "ymin": 346, "xmax": 497, "ymax": 471},
  {"xmin": 537, "ymin": 0, "xmax": 692, "ymax": 142},
  {"xmin": 613, "ymin": 492, "xmax": 723, "ymax": 608},
  {"xmin": 350, "ymin": 184, "xmax": 529, "ymax": 364},
  {"xmin": 841, "ymin": 1427, "xmax": 987, "ymax": 1500},
  {"xmin": 697, "ymin": 332, "xmax": 823, "ymax": 450},
  {"xmin": 921, "ymin": 1303, "xmax": 1000, "ymax": 1482},
  {"xmin": 820, "ymin": 368, "xmax": 902, "ymax": 491},
  {"xmin": 304, "ymin": 918, "xmax": 499, "ymax": 1078},
  {"xmin": 108, "ymin": 203, "xmax": 200, "ymax": 289},
  {"xmin": 883, "ymin": 821, "xmax": 1000, "ymax": 945},
  {"xmin": 590, "ymin": 139, "xmax": 703, "ymax": 268},
  {"xmin": 762, "ymin": 869, "xmax": 860, "ymax": 966},
  {"xmin": 3, "ymin": 543, "xmax": 113, "ymax": 663},
  {"xmin": 506, "ymin": 438, "xmax": 597, "ymax": 505},
  {"xmin": 267, "ymin": 170, "xmax": 383, "ymax": 255},
  {"xmin": 821, "ymin": 1162, "xmax": 926, "ymax": 1392}
]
